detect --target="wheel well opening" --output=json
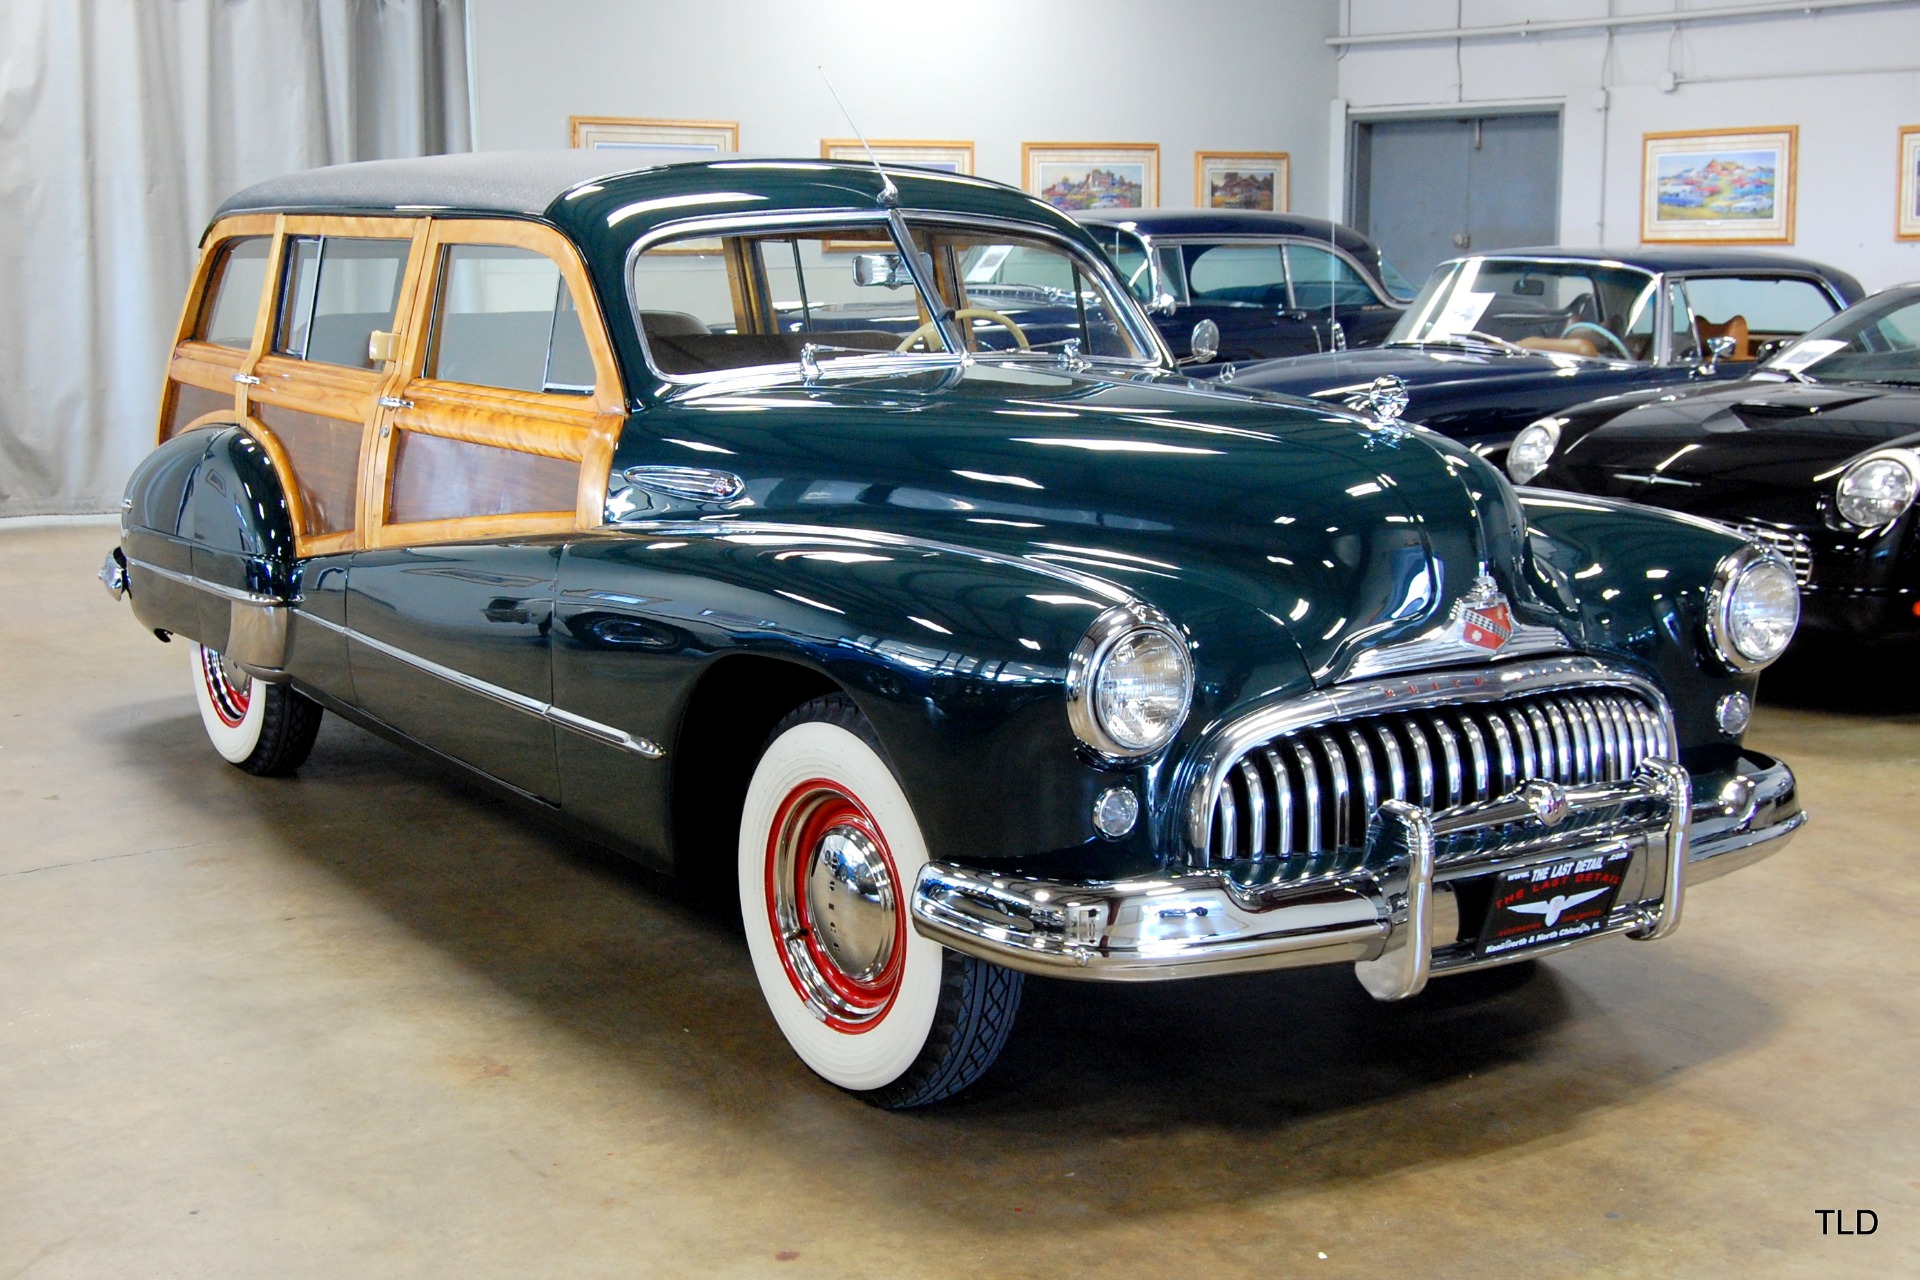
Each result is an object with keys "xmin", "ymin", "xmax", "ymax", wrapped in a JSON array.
[{"xmin": 669, "ymin": 655, "xmax": 840, "ymax": 872}]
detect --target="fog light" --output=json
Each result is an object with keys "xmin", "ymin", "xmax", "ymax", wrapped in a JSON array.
[
  {"xmin": 1092, "ymin": 786, "xmax": 1139, "ymax": 839},
  {"xmin": 1716, "ymin": 691, "xmax": 1753, "ymax": 736}
]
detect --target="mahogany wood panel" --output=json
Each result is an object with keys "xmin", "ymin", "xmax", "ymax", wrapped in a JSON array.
[
  {"xmin": 161, "ymin": 381, "xmax": 236, "ymax": 444},
  {"xmin": 387, "ymin": 430, "xmax": 581, "ymax": 526},
  {"xmin": 253, "ymin": 404, "xmax": 364, "ymax": 537}
]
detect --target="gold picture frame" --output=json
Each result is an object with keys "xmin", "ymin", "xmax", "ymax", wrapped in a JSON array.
[
  {"xmin": 1022, "ymin": 142, "xmax": 1159, "ymax": 213},
  {"xmin": 568, "ymin": 116, "xmax": 739, "ymax": 156},
  {"xmin": 820, "ymin": 138, "xmax": 974, "ymax": 176},
  {"xmin": 1899, "ymin": 126, "xmax": 1920, "ymax": 241},
  {"xmin": 1195, "ymin": 151, "xmax": 1289, "ymax": 211},
  {"xmin": 1640, "ymin": 126, "xmax": 1797, "ymax": 244}
]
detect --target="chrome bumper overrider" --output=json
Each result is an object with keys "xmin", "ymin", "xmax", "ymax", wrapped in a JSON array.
[{"xmin": 910, "ymin": 754, "xmax": 1802, "ymax": 998}]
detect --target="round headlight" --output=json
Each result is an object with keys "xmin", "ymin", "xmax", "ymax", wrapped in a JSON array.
[
  {"xmin": 1507, "ymin": 417, "xmax": 1564, "ymax": 484},
  {"xmin": 1708, "ymin": 549, "xmax": 1800, "ymax": 670},
  {"xmin": 1835, "ymin": 452, "xmax": 1918, "ymax": 528},
  {"xmin": 1068, "ymin": 604, "xmax": 1193, "ymax": 758}
]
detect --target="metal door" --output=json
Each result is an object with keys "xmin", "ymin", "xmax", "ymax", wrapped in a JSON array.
[{"xmin": 1352, "ymin": 113, "xmax": 1561, "ymax": 283}]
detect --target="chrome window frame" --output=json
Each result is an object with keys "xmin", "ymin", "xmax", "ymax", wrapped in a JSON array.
[{"xmin": 622, "ymin": 208, "xmax": 1172, "ymax": 387}]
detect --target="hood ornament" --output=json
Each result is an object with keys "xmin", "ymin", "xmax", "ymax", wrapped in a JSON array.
[{"xmin": 1345, "ymin": 374, "xmax": 1412, "ymax": 447}]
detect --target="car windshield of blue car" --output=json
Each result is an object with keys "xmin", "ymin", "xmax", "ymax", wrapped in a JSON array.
[
  {"xmin": 631, "ymin": 221, "xmax": 1151, "ymax": 377},
  {"xmin": 1388, "ymin": 258, "xmax": 1659, "ymax": 362},
  {"xmin": 1765, "ymin": 290, "xmax": 1920, "ymax": 385}
]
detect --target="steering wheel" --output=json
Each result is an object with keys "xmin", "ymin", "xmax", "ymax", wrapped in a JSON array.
[
  {"xmin": 1560, "ymin": 320, "xmax": 1631, "ymax": 359},
  {"xmin": 896, "ymin": 306, "xmax": 1030, "ymax": 353}
]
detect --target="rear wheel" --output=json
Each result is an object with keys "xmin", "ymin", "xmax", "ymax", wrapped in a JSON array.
[
  {"xmin": 739, "ymin": 694, "xmax": 1022, "ymax": 1108},
  {"xmin": 189, "ymin": 641, "xmax": 322, "ymax": 776}
]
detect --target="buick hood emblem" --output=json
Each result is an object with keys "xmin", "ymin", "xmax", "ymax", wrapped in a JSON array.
[{"xmin": 1452, "ymin": 575, "xmax": 1515, "ymax": 652}]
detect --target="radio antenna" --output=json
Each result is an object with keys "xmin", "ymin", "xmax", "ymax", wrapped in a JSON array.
[{"xmin": 819, "ymin": 65, "xmax": 899, "ymax": 207}]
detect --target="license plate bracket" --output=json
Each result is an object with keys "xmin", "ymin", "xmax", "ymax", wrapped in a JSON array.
[{"xmin": 1477, "ymin": 847, "xmax": 1633, "ymax": 959}]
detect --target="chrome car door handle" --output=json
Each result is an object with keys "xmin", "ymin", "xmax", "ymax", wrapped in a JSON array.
[
  {"xmin": 621, "ymin": 465, "xmax": 747, "ymax": 503},
  {"xmin": 378, "ymin": 396, "xmax": 413, "ymax": 410},
  {"xmin": 232, "ymin": 373, "xmax": 260, "ymax": 385}
]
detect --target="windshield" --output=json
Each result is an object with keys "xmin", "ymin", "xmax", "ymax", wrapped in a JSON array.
[
  {"xmin": 628, "ymin": 218, "xmax": 1154, "ymax": 377},
  {"xmin": 1767, "ymin": 289, "xmax": 1920, "ymax": 385},
  {"xmin": 1388, "ymin": 258, "xmax": 1660, "ymax": 361}
]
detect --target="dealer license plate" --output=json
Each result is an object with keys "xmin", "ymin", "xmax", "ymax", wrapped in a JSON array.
[{"xmin": 1477, "ymin": 848, "xmax": 1633, "ymax": 959}]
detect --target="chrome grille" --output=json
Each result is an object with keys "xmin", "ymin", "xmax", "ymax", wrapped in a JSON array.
[
  {"xmin": 1205, "ymin": 687, "xmax": 1670, "ymax": 870},
  {"xmin": 1728, "ymin": 522, "xmax": 1813, "ymax": 586}
]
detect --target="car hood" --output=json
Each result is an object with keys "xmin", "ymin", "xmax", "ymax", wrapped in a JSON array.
[
  {"xmin": 1225, "ymin": 343, "xmax": 1627, "ymax": 401},
  {"xmin": 624, "ymin": 360, "xmax": 1571, "ymax": 696},
  {"xmin": 1555, "ymin": 379, "xmax": 1920, "ymax": 495}
]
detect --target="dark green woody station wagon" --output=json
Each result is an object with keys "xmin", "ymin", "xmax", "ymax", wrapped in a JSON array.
[{"xmin": 104, "ymin": 151, "xmax": 1806, "ymax": 1107}]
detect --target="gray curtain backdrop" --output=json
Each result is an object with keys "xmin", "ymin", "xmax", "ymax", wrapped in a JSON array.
[{"xmin": 0, "ymin": 0, "xmax": 471, "ymax": 518}]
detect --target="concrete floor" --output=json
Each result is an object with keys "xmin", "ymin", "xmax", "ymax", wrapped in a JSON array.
[{"xmin": 3, "ymin": 521, "xmax": 1916, "ymax": 1279}]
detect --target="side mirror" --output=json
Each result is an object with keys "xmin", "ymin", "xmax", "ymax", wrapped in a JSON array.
[
  {"xmin": 1150, "ymin": 292, "xmax": 1178, "ymax": 317},
  {"xmin": 852, "ymin": 253, "xmax": 911, "ymax": 289},
  {"xmin": 1185, "ymin": 318, "xmax": 1220, "ymax": 364},
  {"xmin": 1698, "ymin": 334, "xmax": 1735, "ymax": 373}
]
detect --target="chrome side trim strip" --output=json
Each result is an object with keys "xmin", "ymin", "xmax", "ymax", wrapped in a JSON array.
[
  {"xmin": 300, "ymin": 613, "xmax": 664, "ymax": 759},
  {"xmin": 125, "ymin": 555, "xmax": 290, "ymax": 607}
]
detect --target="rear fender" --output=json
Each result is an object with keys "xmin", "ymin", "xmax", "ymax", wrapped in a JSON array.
[{"xmin": 120, "ymin": 425, "xmax": 298, "ymax": 677}]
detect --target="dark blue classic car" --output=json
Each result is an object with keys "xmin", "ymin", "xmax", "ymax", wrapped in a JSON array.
[
  {"xmin": 1517, "ymin": 283, "xmax": 1920, "ymax": 644},
  {"xmin": 1226, "ymin": 246, "xmax": 1865, "ymax": 454},
  {"xmin": 1075, "ymin": 209, "xmax": 1412, "ymax": 364},
  {"xmin": 104, "ymin": 153, "xmax": 1804, "ymax": 1109}
]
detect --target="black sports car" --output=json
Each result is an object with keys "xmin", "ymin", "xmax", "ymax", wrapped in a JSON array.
[{"xmin": 1515, "ymin": 283, "xmax": 1920, "ymax": 642}]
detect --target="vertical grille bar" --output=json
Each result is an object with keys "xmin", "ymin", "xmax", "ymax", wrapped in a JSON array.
[
  {"xmin": 1487, "ymin": 711, "xmax": 1518, "ymax": 792},
  {"xmin": 1459, "ymin": 716, "xmax": 1490, "ymax": 801},
  {"xmin": 1322, "ymin": 732, "xmax": 1354, "ymax": 849},
  {"xmin": 1431, "ymin": 717, "xmax": 1464, "ymax": 807},
  {"xmin": 1523, "ymin": 706, "xmax": 1555, "ymax": 779},
  {"xmin": 1404, "ymin": 720, "xmax": 1436, "ymax": 807},
  {"xmin": 1292, "ymin": 741, "xmax": 1323, "ymax": 851},
  {"xmin": 1347, "ymin": 728, "xmax": 1379, "ymax": 826},
  {"xmin": 1237, "ymin": 758, "xmax": 1266, "ymax": 863},
  {"xmin": 1266, "ymin": 747, "xmax": 1294, "ymax": 857}
]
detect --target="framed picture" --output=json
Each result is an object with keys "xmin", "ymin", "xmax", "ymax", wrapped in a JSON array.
[
  {"xmin": 569, "ymin": 116, "xmax": 738, "ymax": 156},
  {"xmin": 1022, "ymin": 142, "xmax": 1159, "ymax": 212},
  {"xmin": 1899, "ymin": 126, "xmax": 1920, "ymax": 240},
  {"xmin": 821, "ymin": 138, "xmax": 974, "ymax": 176},
  {"xmin": 1640, "ymin": 126, "xmax": 1796, "ymax": 244},
  {"xmin": 1195, "ymin": 151, "xmax": 1289, "ymax": 211}
]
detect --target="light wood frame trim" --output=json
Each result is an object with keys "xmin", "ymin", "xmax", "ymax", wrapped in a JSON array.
[
  {"xmin": 364, "ymin": 218, "xmax": 628, "ymax": 550},
  {"xmin": 1899, "ymin": 125, "xmax": 1920, "ymax": 241},
  {"xmin": 1639, "ymin": 126, "xmax": 1798, "ymax": 246},
  {"xmin": 1193, "ymin": 150, "xmax": 1290, "ymax": 211},
  {"xmin": 569, "ymin": 115, "xmax": 738, "ymax": 151},
  {"xmin": 1020, "ymin": 142, "xmax": 1161, "ymax": 209},
  {"xmin": 158, "ymin": 215, "xmax": 279, "ymax": 443}
]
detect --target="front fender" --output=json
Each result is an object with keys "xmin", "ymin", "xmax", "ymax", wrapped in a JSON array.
[{"xmin": 1518, "ymin": 490, "xmax": 1758, "ymax": 753}]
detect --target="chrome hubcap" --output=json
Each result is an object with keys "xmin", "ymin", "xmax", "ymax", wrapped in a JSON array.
[
  {"xmin": 804, "ymin": 825, "xmax": 897, "ymax": 983},
  {"xmin": 764, "ymin": 781, "xmax": 906, "ymax": 1031}
]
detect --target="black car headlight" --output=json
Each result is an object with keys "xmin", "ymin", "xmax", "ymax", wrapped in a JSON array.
[
  {"xmin": 1067, "ymin": 604, "xmax": 1193, "ymax": 758},
  {"xmin": 1835, "ymin": 450, "xmax": 1919, "ymax": 528},
  {"xmin": 1707, "ymin": 546, "xmax": 1800, "ymax": 671},
  {"xmin": 1506, "ymin": 417, "xmax": 1564, "ymax": 484}
]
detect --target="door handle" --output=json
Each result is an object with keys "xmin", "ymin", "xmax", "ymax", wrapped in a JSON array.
[
  {"xmin": 378, "ymin": 396, "xmax": 413, "ymax": 410},
  {"xmin": 232, "ymin": 373, "xmax": 260, "ymax": 385}
]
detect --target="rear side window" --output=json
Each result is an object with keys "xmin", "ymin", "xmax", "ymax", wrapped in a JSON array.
[
  {"xmin": 1184, "ymin": 244, "xmax": 1287, "ymax": 306},
  {"xmin": 197, "ymin": 237, "xmax": 271, "ymax": 348},
  {"xmin": 274, "ymin": 237, "xmax": 411, "ymax": 368},
  {"xmin": 427, "ymin": 245, "xmax": 593, "ymax": 394}
]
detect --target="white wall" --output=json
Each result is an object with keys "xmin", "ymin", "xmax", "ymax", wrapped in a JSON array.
[
  {"xmin": 466, "ymin": 0, "xmax": 1340, "ymax": 213},
  {"xmin": 1335, "ymin": 0, "xmax": 1920, "ymax": 290}
]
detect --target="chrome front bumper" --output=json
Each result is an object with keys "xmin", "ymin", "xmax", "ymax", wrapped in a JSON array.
[{"xmin": 910, "ymin": 754, "xmax": 1802, "ymax": 999}]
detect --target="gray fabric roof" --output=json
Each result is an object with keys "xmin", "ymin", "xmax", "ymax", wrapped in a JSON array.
[{"xmin": 212, "ymin": 150, "xmax": 713, "ymax": 220}]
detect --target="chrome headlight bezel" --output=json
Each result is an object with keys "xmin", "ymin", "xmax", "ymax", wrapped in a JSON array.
[
  {"xmin": 1835, "ymin": 449, "xmax": 1920, "ymax": 529},
  {"xmin": 1506, "ymin": 417, "xmax": 1565, "ymax": 485},
  {"xmin": 1066, "ymin": 603, "xmax": 1194, "ymax": 760},
  {"xmin": 1706, "ymin": 544, "xmax": 1801, "ymax": 672}
]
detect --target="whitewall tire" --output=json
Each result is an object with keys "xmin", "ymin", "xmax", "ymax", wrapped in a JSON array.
[
  {"xmin": 189, "ymin": 641, "xmax": 323, "ymax": 776},
  {"xmin": 739, "ymin": 694, "xmax": 1022, "ymax": 1108}
]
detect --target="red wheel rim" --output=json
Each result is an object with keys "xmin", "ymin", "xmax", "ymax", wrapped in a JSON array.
[
  {"xmin": 199, "ymin": 646, "xmax": 252, "ymax": 728},
  {"xmin": 764, "ymin": 778, "xmax": 908, "ymax": 1034}
]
